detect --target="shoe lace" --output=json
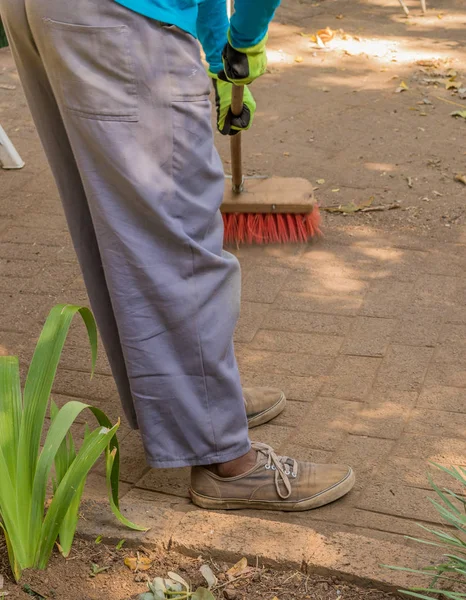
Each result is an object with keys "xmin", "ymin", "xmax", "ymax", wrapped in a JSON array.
[{"xmin": 252, "ymin": 442, "xmax": 298, "ymax": 500}]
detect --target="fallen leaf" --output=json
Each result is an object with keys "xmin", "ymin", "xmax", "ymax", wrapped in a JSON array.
[
  {"xmin": 90, "ymin": 563, "xmax": 110, "ymax": 578},
  {"xmin": 316, "ymin": 179, "xmax": 326, "ymax": 184},
  {"xmin": 309, "ymin": 34, "xmax": 317, "ymax": 43},
  {"xmin": 323, "ymin": 197, "xmax": 374, "ymax": 214},
  {"xmin": 315, "ymin": 34, "xmax": 326, "ymax": 49},
  {"xmin": 317, "ymin": 27, "xmax": 335, "ymax": 43},
  {"xmin": 451, "ymin": 110, "xmax": 466, "ymax": 119},
  {"xmin": 336, "ymin": 14, "xmax": 344, "ymax": 19},
  {"xmin": 454, "ymin": 174, "xmax": 466, "ymax": 185},
  {"xmin": 168, "ymin": 572, "xmax": 190, "ymax": 589},
  {"xmin": 200, "ymin": 564, "xmax": 218, "ymax": 589},
  {"xmin": 395, "ymin": 81, "xmax": 409, "ymax": 93},
  {"xmin": 447, "ymin": 69, "xmax": 458, "ymax": 78},
  {"xmin": 437, "ymin": 13, "xmax": 443, "ymax": 19},
  {"xmin": 294, "ymin": 56, "xmax": 303, "ymax": 63},
  {"xmin": 332, "ymin": 188, "xmax": 340, "ymax": 192},
  {"xmin": 283, "ymin": 152, "xmax": 290, "ymax": 156},
  {"xmin": 115, "ymin": 539, "xmax": 126, "ymax": 550},
  {"xmin": 124, "ymin": 555, "xmax": 153, "ymax": 572},
  {"xmin": 321, "ymin": 87, "xmax": 330, "ymax": 92},
  {"xmin": 459, "ymin": 88, "xmax": 466, "ymax": 99},
  {"xmin": 227, "ymin": 557, "xmax": 248, "ymax": 578},
  {"xmin": 95, "ymin": 535, "xmax": 102, "ymax": 545},
  {"xmin": 446, "ymin": 81, "xmax": 462, "ymax": 90}
]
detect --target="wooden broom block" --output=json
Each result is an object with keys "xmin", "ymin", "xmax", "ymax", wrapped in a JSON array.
[{"xmin": 222, "ymin": 176, "xmax": 317, "ymax": 214}]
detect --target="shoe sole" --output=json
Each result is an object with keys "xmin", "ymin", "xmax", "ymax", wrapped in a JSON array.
[
  {"xmin": 190, "ymin": 468, "xmax": 355, "ymax": 512},
  {"xmin": 247, "ymin": 392, "xmax": 286, "ymax": 429}
]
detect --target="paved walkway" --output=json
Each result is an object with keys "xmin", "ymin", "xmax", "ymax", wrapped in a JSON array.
[{"xmin": 2, "ymin": 3, "xmax": 466, "ymax": 585}]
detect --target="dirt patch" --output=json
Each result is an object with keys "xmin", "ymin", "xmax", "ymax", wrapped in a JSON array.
[{"xmin": 1, "ymin": 538, "xmax": 397, "ymax": 600}]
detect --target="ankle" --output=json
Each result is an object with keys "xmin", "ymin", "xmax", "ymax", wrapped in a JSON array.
[{"xmin": 206, "ymin": 448, "xmax": 257, "ymax": 478}]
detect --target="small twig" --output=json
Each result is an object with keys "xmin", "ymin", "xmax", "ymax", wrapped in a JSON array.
[
  {"xmin": 433, "ymin": 95, "xmax": 466, "ymax": 109},
  {"xmin": 361, "ymin": 202, "xmax": 401, "ymax": 212},
  {"xmin": 213, "ymin": 573, "xmax": 252, "ymax": 592},
  {"xmin": 282, "ymin": 572, "xmax": 300, "ymax": 585},
  {"xmin": 397, "ymin": 0, "xmax": 410, "ymax": 17}
]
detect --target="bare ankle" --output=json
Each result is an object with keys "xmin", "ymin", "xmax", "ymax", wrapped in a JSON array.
[{"xmin": 206, "ymin": 448, "xmax": 257, "ymax": 478}]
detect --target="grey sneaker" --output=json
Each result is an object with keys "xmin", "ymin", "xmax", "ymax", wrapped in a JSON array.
[
  {"xmin": 190, "ymin": 442, "xmax": 355, "ymax": 511},
  {"xmin": 244, "ymin": 387, "xmax": 286, "ymax": 428}
]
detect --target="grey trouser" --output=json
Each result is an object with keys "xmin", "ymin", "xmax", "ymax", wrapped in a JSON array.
[{"xmin": 0, "ymin": 0, "xmax": 250, "ymax": 468}]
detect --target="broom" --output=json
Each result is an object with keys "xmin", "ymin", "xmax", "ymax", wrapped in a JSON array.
[{"xmin": 221, "ymin": 84, "xmax": 322, "ymax": 245}]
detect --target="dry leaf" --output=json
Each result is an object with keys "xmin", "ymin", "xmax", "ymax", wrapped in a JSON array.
[
  {"xmin": 459, "ymin": 88, "xmax": 466, "ymax": 99},
  {"xmin": 446, "ymin": 81, "xmax": 462, "ymax": 90},
  {"xmin": 315, "ymin": 34, "xmax": 326, "ymax": 49},
  {"xmin": 316, "ymin": 179, "xmax": 326, "ymax": 184},
  {"xmin": 336, "ymin": 14, "xmax": 344, "ymax": 19},
  {"xmin": 447, "ymin": 69, "xmax": 458, "ymax": 78},
  {"xmin": 454, "ymin": 174, "xmax": 466, "ymax": 185},
  {"xmin": 316, "ymin": 27, "xmax": 335, "ymax": 43},
  {"xmin": 395, "ymin": 81, "xmax": 409, "ymax": 93},
  {"xmin": 437, "ymin": 13, "xmax": 443, "ymax": 19},
  {"xmin": 309, "ymin": 34, "xmax": 317, "ymax": 43},
  {"xmin": 323, "ymin": 197, "xmax": 374, "ymax": 214},
  {"xmin": 200, "ymin": 565, "xmax": 218, "ymax": 589},
  {"xmin": 124, "ymin": 555, "xmax": 153, "ymax": 572},
  {"xmin": 283, "ymin": 152, "xmax": 290, "ymax": 157},
  {"xmin": 294, "ymin": 56, "xmax": 303, "ymax": 63},
  {"xmin": 451, "ymin": 110, "xmax": 466, "ymax": 119},
  {"xmin": 332, "ymin": 188, "xmax": 340, "ymax": 192},
  {"xmin": 227, "ymin": 557, "xmax": 248, "ymax": 578}
]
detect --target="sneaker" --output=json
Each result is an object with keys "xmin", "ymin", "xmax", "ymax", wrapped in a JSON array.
[
  {"xmin": 190, "ymin": 442, "xmax": 355, "ymax": 511},
  {"xmin": 244, "ymin": 388, "xmax": 286, "ymax": 428}
]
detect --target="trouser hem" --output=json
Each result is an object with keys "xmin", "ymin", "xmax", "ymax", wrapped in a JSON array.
[{"xmin": 145, "ymin": 440, "xmax": 251, "ymax": 469}]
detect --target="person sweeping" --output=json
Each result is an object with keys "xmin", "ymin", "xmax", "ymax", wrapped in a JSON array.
[{"xmin": 0, "ymin": 0, "xmax": 354, "ymax": 510}]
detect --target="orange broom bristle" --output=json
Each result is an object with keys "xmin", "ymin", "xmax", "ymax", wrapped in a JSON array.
[{"xmin": 222, "ymin": 206, "xmax": 321, "ymax": 245}]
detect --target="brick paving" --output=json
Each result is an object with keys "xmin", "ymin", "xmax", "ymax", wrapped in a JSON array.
[{"xmin": 2, "ymin": 11, "xmax": 466, "ymax": 583}]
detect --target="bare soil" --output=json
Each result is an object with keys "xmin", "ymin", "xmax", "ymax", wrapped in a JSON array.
[{"xmin": 0, "ymin": 538, "xmax": 397, "ymax": 600}]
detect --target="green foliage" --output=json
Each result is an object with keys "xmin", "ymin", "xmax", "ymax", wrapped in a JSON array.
[
  {"xmin": 0, "ymin": 304, "xmax": 146, "ymax": 581},
  {"xmin": 385, "ymin": 464, "xmax": 466, "ymax": 599}
]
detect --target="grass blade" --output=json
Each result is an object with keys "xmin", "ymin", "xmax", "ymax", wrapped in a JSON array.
[
  {"xmin": 36, "ymin": 422, "xmax": 119, "ymax": 568},
  {"xmin": 16, "ymin": 305, "xmax": 97, "ymax": 559},
  {"xmin": 0, "ymin": 356, "xmax": 21, "ymax": 481},
  {"xmin": 0, "ymin": 521, "xmax": 21, "ymax": 582}
]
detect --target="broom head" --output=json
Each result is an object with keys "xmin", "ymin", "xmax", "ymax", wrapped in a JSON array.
[{"xmin": 222, "ymin": 176, "xmax": 321, "ymax": 245}]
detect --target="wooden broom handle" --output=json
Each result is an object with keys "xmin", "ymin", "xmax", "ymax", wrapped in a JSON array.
[{"xmin": 230, "ymin": 85, "xmax": 244, "ymax": 193}]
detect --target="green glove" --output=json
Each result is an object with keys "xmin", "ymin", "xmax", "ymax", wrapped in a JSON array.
[
  {"xmin": 221, "ymin": 31, "xmax": 268, "ymax": 85},
  {"xmin": 209, "ymin": 71, "xmax": 256, "ymax": 136}
]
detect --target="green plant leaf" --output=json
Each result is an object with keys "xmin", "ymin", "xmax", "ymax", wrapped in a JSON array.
[
  {"xmin": 104, "ymin": 443, "xmax": 148, "ymax": 532},
  {"xmin": 0, "ymin": 356, "xmax": 21, "ymax": 481},
  {"xmin": 16, "ymin": 305, "xmax": 97, "ymax": 561},
  {"xmin": 0, "ymin": 521, "xmax": 21, "ymax": 582},
  {"xmin": 36, "ymin": 422, "xmax": 119, "ymax": 568}
]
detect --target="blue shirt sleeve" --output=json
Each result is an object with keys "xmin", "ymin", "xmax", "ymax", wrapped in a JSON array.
[
  {"xmin": 230, "ymin": 0, "xmax": 281, "ymax": 48},
  {"xmin": 197, "ymin": 0, "xmax": 281, "ymax": 74},
  {"xmin": 197, "ymin": 0, "xmax": 229, "ymax": 74}
]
